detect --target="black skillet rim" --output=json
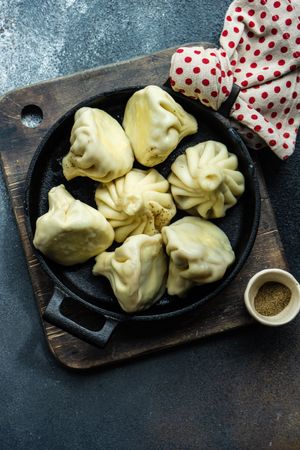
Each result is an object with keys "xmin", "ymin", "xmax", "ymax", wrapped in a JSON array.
[{"xmin": 24, "ymin": 85, "xmax": 261, "ymax": 323}]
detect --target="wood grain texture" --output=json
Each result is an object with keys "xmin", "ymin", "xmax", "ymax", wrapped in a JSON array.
[{"xmin": 0, "ymin": 44, "xmax": 288, "ymax": 370}]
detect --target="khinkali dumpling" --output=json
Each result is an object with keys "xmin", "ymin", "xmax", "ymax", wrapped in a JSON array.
[
  {"xmin": 62, "ymin": 107, "xmax": 134, "ymax": 183},
  {"xmin": 33, "ymin": 185, "xmax": 114, "ymax": 266},
  {"xmin": 95, "ymin": 168, "xmax": 176, "ymax": 243},
  {"xmin": 93, "ymin": 234, "xmax": 167, "ymax": 313},
  {"xmin": 122, "ymin": 85, "xmax": 198, "ymax": 166},
  {"xmin": 162, "ymin": 216, "xmax": 235, "ymax": 297},
  {"xmin": 168, "ymin": 141, "xmax": 245, "ymax": 219}
]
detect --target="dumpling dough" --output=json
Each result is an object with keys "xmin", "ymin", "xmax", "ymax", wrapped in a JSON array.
[
  {"xmin": 122, "ymin": 85, "xmax": 198, "ymax": 166},
  {"xmin": 95, "ymin": 168, "xmax": 176, "ymax": 243},
  {"xmin": 62, "ymin": 107, "xmax": 134, "ymax": 183},
  {"xmin": 162, "ymin": 217, "xmax": 235, "ymax": 297},
  {"xmin": 168, "ymin": 141, "xmax": 245, "ymax": 219},
  {"xmin": 33, "ymin": 185, "xmax": 114, "ymax": 266},
  {"xmin": 93, "ymin": 234, "xmax": 167, "ymax": 313}
]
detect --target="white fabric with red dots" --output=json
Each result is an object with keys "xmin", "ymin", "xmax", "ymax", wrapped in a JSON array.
[{"xmin": 169, "ymin": 0, "xmax": 300, "ymax": 160}]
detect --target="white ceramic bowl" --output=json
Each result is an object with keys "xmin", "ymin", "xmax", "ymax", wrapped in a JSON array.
[{"xmin": 244, "ymin": 268, "xmax": 300, "ymax": 326}]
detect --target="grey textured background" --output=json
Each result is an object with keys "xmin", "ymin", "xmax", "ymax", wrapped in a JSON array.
[{"xmin": 1, "ymin": 0, "xmax": 300, "ymax": 449}]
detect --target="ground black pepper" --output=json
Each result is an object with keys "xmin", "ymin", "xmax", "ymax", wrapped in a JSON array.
[{"xmin": 254, "ymin": 281, "xmax": 291, "ymax": 316}]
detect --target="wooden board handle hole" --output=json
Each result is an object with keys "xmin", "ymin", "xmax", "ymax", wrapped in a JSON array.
[{"xmin": 21, "ymin": 104, "xmax": 43, "ymax": 128}]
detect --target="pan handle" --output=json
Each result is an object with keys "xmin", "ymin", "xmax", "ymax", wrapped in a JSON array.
[
  {"xmin": 43, "ymin": 287, "xmax": 120, "ymax": 348},
  {"xmin": 217, "ymin": 84, "xmax": 240, "ymax": 118},
  {"xmin": 162, "ymin": 77, "xmax": 240, "ymax": 119}
]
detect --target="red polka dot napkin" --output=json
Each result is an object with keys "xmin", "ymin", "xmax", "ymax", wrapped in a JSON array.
[{"xmin": 170, "ymin": 0, "xmax": 300, "ymax": 159}]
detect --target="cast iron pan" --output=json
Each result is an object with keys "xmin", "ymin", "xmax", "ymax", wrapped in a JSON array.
[{"xmin": 24, "ymin": 85, "xmax": 260, "ymax": 348}]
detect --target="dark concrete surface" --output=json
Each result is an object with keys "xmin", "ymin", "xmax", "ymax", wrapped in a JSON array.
[{"xmin": 1, "ymin": 1, "xmax": 300, "ymax": 449}]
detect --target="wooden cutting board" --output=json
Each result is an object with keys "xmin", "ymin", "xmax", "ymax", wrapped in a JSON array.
[{"xmin": 0, "ymin": 44, "xmax": 288, "ymax": 370}]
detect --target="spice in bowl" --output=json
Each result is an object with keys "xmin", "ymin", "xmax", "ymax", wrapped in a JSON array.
[
  {"xmin": 244, "ymin": 269, "xmax": 300, "ymax": 326},
  {"xmin": 254, "ymin": 281, "xmax": 291, "ymax": 316}
]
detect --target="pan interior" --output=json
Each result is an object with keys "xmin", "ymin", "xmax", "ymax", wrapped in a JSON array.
[{"xmin": 27, "ymin": 87, "xmax": 259, "ymax": 319}]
